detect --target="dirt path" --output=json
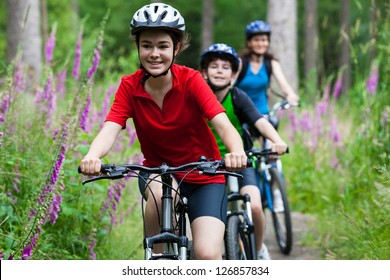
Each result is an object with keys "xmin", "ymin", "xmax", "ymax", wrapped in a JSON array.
[{"xmin": 264, "ymin": 211, "xmax": 321, "ymax": 260}]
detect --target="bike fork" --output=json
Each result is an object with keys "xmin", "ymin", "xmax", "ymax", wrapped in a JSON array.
[{"xmin": 144, "ymin": 174, "xmax": 188, "ymax": 260}]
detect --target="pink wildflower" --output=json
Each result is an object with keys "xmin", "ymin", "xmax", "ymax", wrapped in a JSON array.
[
  {"xmin": 72, "ymin": 32, "xmax": 83, "ymax": 80},
  {"xmin": 366, "ymin": 65, "xmax": 379, "ymax": 95},
  {"xmin": 80, "ymin": 92, "xmax": 92, "ymax": 132},
  {"xmin": 45, "ymin": 27, "xmax": 57, "ymax": 65},
  {"xmin": 333, "ymin": 77, "xmax": 342, "ymax": 99},
  {"xmin": 87, "ymin": 31, "xmax": 104, "ymax": 80},
  {"xmin": 56, "ymin": 69, "xmax": 67, "ymax": 96}
]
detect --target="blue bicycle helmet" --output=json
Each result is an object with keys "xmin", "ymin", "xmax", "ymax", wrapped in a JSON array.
[
  {"xmin": 200, "ymin": 43, "xmax": 240, "ymax": 72},
  {"xmin": 245, "ymin": 20, "xmax": 271, "ymax": 38}
]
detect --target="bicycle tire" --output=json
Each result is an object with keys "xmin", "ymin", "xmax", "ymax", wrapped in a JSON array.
[
  {"xmin": 225, "ymin": 215, "xmax": 256, "ymax": 260},
  {"xmin": 269, "ymin": 168, "xmax": 293, "ymax": 254}
]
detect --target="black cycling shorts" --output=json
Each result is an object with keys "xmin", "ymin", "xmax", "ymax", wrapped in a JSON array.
[
  {"xmin": 138, "ymin": 171, "xmax": 227, "ymax": 224},
  {"xmin": 239, "ymin": 167, "xmax": 259, "ymax": 188}
]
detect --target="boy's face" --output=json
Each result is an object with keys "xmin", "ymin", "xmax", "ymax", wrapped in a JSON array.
[{"xmin": 203, "ymin": 58, "xmax": 234, "ymax": 88}]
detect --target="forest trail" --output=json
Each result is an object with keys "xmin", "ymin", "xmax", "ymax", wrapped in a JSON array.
[{"xmin": 264, "ymin": 211, "xmax": 322, "ymax": 260}]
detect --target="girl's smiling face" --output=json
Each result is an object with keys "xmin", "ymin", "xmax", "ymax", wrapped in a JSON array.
[
  {"xmin": 138, "ymin": 29, "xmax": 180, "ymax": 76},
  {"xmin": 247, "ymin": 34, "xmax": 270, "ymax": 55}
]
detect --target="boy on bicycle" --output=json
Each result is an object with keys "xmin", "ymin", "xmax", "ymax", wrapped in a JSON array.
[{"xmin": 200, "ymin": 43, "xmax": 288, "ymax": 259}]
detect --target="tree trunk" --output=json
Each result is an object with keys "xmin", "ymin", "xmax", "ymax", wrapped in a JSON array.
[
  {"xmin": 7, "ymin": 0, "xmax": 42, "ymax": 85},
  {"xmin": 267, "ymin": 0, "xmax": 298, "ymax": 94},
  {"xmin": 201, "ymin": 0, "xmax": 214, "ymax": 51},
  {"xmin": 369, "ymin": 0, "xmax": 378, "ymax": 65},
  {"xmin": 340, "ymin": 0, "xmax": 351, "ymax": 96},
  {"xmin": 304, "ymin": 0, "xmax": 319, "ymax": 101},
  {"xmin": 40, "ymin": 0, "xmax": 48, "ymax": 44}
]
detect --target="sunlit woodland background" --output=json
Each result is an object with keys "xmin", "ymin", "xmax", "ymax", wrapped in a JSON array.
[{"xmin": 0, "ymin": 0, "xmax": 389, "ymax": 260}]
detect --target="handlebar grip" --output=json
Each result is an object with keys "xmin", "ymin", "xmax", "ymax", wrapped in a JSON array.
[
  {"xmin": 219, "ymin": 159, "xmax": 253, "ymax": 168},
  {"xmin": 78, "ymin": 163, "xmax": 110, "ymax": 174}
]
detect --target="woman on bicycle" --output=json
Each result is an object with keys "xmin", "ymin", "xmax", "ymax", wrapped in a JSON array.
[
  {"xmin": 199, "ymin": 43, "xmax": 288, "ymax": 259},
  {"xmin": 235, "ymin": 20, "xmax": 299, "ymax": 115},
  {"xmin": 79, "ymin": 3, "xmax": 247, "ymax": 260}
]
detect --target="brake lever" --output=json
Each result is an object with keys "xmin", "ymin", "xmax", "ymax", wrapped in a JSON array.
[
  {"xmin": 81, "ymin": 165, "xmax": 130, "ymax": 185},
  {"xmin": 82, "ymin": 175, "xmax": 115, "ymax": 185},
  {"xmin": 198, "ymin": 163, "xmax": 244, "ymax": 179},
  {"xmin": 216, "ymin": 170, "xmax": 243, "ymax": 179},
  {"xmin": 197, "ymin": 161, "xmax": 221, "ymax": 174}
]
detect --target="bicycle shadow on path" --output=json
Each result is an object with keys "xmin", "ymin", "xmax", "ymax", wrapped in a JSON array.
[{"xmin": 264, "ymin": 211, "xmax": 321, "ymax": 260}]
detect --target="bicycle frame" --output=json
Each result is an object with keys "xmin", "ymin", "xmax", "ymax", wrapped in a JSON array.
[{"xmin": 257, "ymin": 141, "xmax": 282, "ymax": 211}]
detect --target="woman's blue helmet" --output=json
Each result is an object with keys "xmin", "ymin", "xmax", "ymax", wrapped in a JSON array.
[
  {"xmin": 200, "ymin": 43, "xmax": 240, "ymax": 72},
  {"xmin": 245, "ymin": 20, "xmax": 271, "ymax": 39}
]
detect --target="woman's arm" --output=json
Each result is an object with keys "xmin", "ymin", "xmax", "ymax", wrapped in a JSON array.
[
  {"xmin": 80, "ymin": 121, "xmax": 123, "ymax": 175},
  {"xmin": 271, "ymin": 59, "xmax": 299, "ymax": 104},
  {"xmin": 209, "ymin": 112, "xmax": 247, "ymax": 171},
  {"xmin": 254, "ymin": 118, "xmax": 288, "ymax": 155}
]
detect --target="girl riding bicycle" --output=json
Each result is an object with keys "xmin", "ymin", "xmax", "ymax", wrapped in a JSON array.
[
  {"xmin": 199, "ymin": 43, "xmax": 288, "ymax": 259},
  {"xmin": 235, "ymin": 20, "xmax": 299, "ymax": 115},
  {"xmin": 79, "ymin": 3, "xmax": 247, "ymax": 260}
]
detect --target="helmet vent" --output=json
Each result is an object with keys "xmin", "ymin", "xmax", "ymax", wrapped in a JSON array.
[{"xmin": 161, "ymin": 11, "xmax": 167, "ymax": 20}]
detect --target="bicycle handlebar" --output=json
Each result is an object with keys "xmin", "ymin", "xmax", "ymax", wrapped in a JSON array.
[
  {"xmin": 246, "ymin": 147, "xmax": 289, "ymax": 159},
  {"xmin": 78, "ymin": 157, "xmax": 253, "ymax": 185},
  {"xmin": 269, "ymin": 100, "xmax": 300, "ymax": 117}
]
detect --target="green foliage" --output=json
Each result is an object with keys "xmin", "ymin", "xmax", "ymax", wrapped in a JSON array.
[
  {"xmin": 281, "ymin": 6, "xmax": 389, "ymax": 257},
  {"xmin": 0, "ymin": 0, "xmax": 6, "ymax": 65},
  {"xmin": 0, "ymin": 11, "xmax": 145, "ymax": 260}
]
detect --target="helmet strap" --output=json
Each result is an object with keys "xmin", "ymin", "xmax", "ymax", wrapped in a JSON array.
[{"xmin": 206, "ymin": 79, "xmax": 231, "ymax": 92}]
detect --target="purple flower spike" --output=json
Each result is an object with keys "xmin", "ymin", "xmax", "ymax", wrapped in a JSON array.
[
  {"xmin": 49, "ymin": 193, "xmax": 62, "ymax": 224},
  {"xmin": 22, "ymin": 244, "xmax": 33, "ymax": 260},
  {"xmin": 87, "ymin": 48, "xmax": 101, "ymax": 80},
  {"xmin": 366, "ymin": 65, "xmax": 379, "ymax": 95},
  {"xmin": 72, "ymin": 32, "xmax": 83, "ymax": 80},
  {"xmin": 45, "ymin": 27, "xmax": 57, "ymax": 65},
  {"xmin": 87, "ymin": 34, "xmax": 103, "ymax": 80},
  {"xmin": 56, "ymin": 69, "xmax": 67, "ymax": 96},
  {"xmin": 333, "ymin": 77, "xmax": 342, "ymax": 99},
  {"xmin": 14, "ymin": 63, "xmax": 26, "ymax": 93},
  {"xmin": 80, "ymin": 93, "xmax": 92, "ymax": 132}
]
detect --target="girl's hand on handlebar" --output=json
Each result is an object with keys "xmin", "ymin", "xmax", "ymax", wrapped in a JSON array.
[
  {"xmin": 80, "ymin": 157, "xmax": 102, "ymax": 176},
  {"xmin": 286, "ymin": 94, "xmax": 299, "ymax": 105},
  {"xmin": 270, "ymin": 141, "xmax": 288, "ymax": 156},
  {"xmin": 223, "ymin": 151, "xmax": 248, "ymax": 171}
]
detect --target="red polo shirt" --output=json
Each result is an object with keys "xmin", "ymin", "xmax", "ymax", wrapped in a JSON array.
[{"xmin": 106, "ymin": 64, "xmax": 226, "ymax": 184}]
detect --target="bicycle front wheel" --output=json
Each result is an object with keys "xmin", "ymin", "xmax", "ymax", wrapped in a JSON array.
[
  {"xmin": 225, "ymin": 215, "xmax": 256, "ymax": 260},
  {"xmin": 269, "ymin": 168, "xmax": 293, "ymax": 254}
]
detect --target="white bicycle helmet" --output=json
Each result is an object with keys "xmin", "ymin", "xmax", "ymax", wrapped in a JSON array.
[{"xmin": 130, "ymin": 3, "xmax": 185, "ymax": 36}]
